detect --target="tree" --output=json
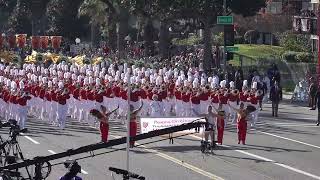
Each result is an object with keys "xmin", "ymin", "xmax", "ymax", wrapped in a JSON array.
[
  {"xmin": 171, "ymin": 0, "xmax": 265, "ymax": 72},
  {"xmin": 0, "ymin": 0, "xmax": 18, "ymax": 31},
  {"xmin": 79, "ymin": 0, "xmax": 108, "ymax": 46},
  {"xmin": 8, "ymin": 0, "xmax": 32, "ymax": 34},
  {"xmin": 30, "ymin": 0, "xmax": 51, "ymax": 35},
  {"xmin": 125, "ymin": 0, "xmax": 177, "ymax": 58},
  {"xmin": 46, "ymin": 0, "xmax": 88, "ymax": 40}
]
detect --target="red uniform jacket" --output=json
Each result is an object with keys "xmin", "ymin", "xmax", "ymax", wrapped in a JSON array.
[
  {"xmin": 191, "ymin": 95, "xmax": 201, "ymax": 104},
  {"xmin": 182, "ymin": 93, "xmax": 190, "ymax": 103}
]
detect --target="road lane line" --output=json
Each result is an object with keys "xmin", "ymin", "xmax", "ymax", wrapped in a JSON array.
[
  {"xmin": 110, "ymin": 135, "xmax": 224, "ymax": 180},
  {"xmin": 140, "ymin": 144, "xmax": 224, "ymax": 180},
  {"xmin": 47, "ymin": 150, "xmax": 89, "ymax": 175},
  {"xmin": 48, "ymin": 150, "xmax": 56, "ymax": 154},
  {"xmin": 20, "ymin": 133, "xmax": 40, "ymax": 144},
  {"xmin": 189, "ymin": 135, "xmax": 320, "ymax": 180},
  {"xmin": 258, "ymin": 131, "xmax": 320, "ymax": 150}
]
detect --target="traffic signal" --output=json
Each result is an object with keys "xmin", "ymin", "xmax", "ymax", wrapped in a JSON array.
[
  {"xmin": 226, "ymin": 52, "xmax": 234, "ymax": 61},
  {"xmin": 224, "ymin": 25, "xmax": 235, "ymax": 46}
]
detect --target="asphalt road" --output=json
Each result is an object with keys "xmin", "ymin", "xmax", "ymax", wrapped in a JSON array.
[{"xmin": 1, "ymin": 99, "xmax": 320, "ymax": 180}]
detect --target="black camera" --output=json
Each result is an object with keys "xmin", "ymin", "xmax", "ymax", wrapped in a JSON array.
[{"xmin": 0, "ymin": 119, "xmax": 27, "ymax": 142}]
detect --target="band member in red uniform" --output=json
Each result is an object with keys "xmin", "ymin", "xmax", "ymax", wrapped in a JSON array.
[
  {"xmin": 212, "ymin": 103, "xmax": 225, "ymax": 145},
  {"xmin": 56, "ymin": 82, "xmax": 70, "ymax": 129},
  {"xmin": 229, "ymin": 102, "xmax": 249, "ymax": 145},
  {"xmin": 228, "ymin": 90, "xmax": 239, "ymax": 123},
  {"xmin": 129, "ymin": 101, "xmax": 143, "ymax": 148},
  {"xmin": 248, "ymin": 91, "xmax": 259, "ymax": 127},
  {"xmin": 90, "ymin": 105, "xmax": 119, "ymax": 142},
  {"xmin": 17, "ymin": 89, "xmax": 31, "ymax": 130}
]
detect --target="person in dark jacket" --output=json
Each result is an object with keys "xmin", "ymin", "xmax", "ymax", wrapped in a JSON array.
[{"xmin": 270, "ymin": 80, "xmax": 282, "ymax": 117}]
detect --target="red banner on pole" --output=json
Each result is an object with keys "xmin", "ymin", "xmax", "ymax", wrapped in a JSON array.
[
  {"xmin": 31, "ymin": 36, "xmax": 41, "ymax": 49},
  {"xmin": 51, "ymin": 36, "xmax": 62, "ymax": 50},
  {"xmin": 0, "ymin": 35, "xmax": 3, "ymax": 49},
  {"xmin": 8, "ymin": 35, "xmax": 16, "ymax": 49},
  {"xmin": 40, "ymin": 36, "xmax": 49, "ymax": 49},
  {"xmin": 16, "ymin": 34, "xmax": 27, "ymax": 48}
]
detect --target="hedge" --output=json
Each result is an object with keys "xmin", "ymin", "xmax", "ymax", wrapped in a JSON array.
[{"xmin": 282, "ymin": 51, "xmax": 313, "ymax": 63}]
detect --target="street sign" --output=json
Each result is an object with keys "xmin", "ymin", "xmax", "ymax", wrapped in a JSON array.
[
  {"xmin": 217, "ymin": 16, "xmax": 234, "ymax": 25},
  {"xmin": 226, "ymin": 46, "xmax": 239, "ymax": 52}
]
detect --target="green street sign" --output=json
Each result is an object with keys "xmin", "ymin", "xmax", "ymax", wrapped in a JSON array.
[
  {"xmin": 217, "ymin": 16, "xmax": 234, "ymax": 25},
  {"xmin": 226, "ymin": 46, "xmax": 239, "ymax": 52}
]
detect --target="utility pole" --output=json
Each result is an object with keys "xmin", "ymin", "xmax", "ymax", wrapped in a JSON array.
[
  {"xmin": 223, "ymin": 0, "xmax": 227, "ymax": 70},
  {"xmin": 317, "ymin": 2, "xmax": 320, "ymax": 90},
  {"xmin": 126, "ymin": 74, "xmax": 131, "ymax": 179}
]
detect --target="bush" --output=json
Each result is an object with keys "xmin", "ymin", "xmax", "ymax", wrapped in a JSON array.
[
  {"xmin": 212, "ymin": 32, "xmax": 224, "ymax": 46},
  {"xmin": 282, "ymin": 51, "xmax": 298, "ymax": 62},
  {"xmin": 296, "ymin": 52, "xmax": 313, "ymax": 63},
  {"xmin": 172, "ymin": 35, "xmax": 202, "ymax": 46},
  {"xmin": 282, "ymin": 51, "xmax": 313, "ymax": 63},
  {"xmin": 277, "ymin": 31, "xmax": 311, "ymax": 52},
  {"xmin": 244, "ymin": 30, "xmax": 259, "ymax": 44}
]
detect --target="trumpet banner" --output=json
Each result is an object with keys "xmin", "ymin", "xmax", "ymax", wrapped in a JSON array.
[
  {"xmin": 31, "ymin": 36, "xmax": 41, "ymax": 49},
  {"xmin": 8, "ymin": 35, "xmax": 16, "ymax": 49},
  {"xmin": 40, "ymin": 36, "xmax": 49, "ymax": 49},
  {"xmin": 0, "ymin": 36, "xmax": 3, "ymax": 48},
  {"xmin": 16, "ymin": 34, "xmax": 27, "ymax": 48},
  {"xmin": 51, "ymin": 36, "xmax": 62, "ymax": 50}
]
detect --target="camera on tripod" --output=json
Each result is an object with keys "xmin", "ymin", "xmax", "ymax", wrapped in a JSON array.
[{"xmin": 1, "ymin": 119, "xmax": 27, "ymax": 141}]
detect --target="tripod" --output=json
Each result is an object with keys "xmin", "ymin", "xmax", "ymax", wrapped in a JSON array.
[{"xmin": 1, "ymin": 134, "xmax": 32, "ymax": 179}]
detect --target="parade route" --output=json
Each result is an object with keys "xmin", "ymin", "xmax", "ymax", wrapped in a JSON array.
[{"xmin": 1, "ymin": 100, "xmax": 320, "ymax": 180}]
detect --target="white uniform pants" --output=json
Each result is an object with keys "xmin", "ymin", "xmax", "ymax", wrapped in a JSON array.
[{"xmin": 57, "ymin": 104, "xmax": 67, "ymax": 129}]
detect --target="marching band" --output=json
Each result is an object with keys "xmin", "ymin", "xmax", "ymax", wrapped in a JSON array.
[{"xmin": 0, "ymin": 62, "xmax": 265, "ymax": 143}]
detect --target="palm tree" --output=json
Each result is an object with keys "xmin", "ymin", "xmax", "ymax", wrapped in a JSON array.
[
  {"xmin": 79, "ymin": 0, "xmax": 129, "ymax": 55},
  {"xmin": 79, "ymin": 0, "xmax": 108, "ymax": 47}
]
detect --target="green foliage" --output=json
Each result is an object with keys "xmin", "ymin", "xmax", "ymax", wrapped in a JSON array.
[
  {"xmin": 278, "ymin": 31, "xmax": 312, "ymax": 52},
  {"xmin": 8, "ymin": 0, "xmax": 32, "ymax": 34},
  {"xmin": 172, "ymin": 35, "xmax": 202, "ymax": 46},
  {"xmin": 295, "ymin": 52, "xmax": 313, "ymax": 63},
  {"xmin": 46, "ymin": 0, "xmax": 88, "ymax": 39},
  {"xmin": 282, "ymin": 51, "xmax": 298, "ymax": 62},
  {"xmin": 229, "ymin": 0, "xmax": 265, "ymax": 17},
  {"xmin": 282, "ymin": 51, "xmax": 313, "ymax": 63},
  {"xmin": 212, "ymin": 32, "xmax": 224, "ymax": 46}
]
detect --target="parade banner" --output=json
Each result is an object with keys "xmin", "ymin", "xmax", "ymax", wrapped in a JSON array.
[
  {"xmin": 40, "ymin": 36, "xmax": 49, "ymax": 49},
  {"xmin": 31, "ymin": 36, "xmax": 41, "ymax": 49},
  {"xmin": 140, "ymin": 117, "xmax": 205, "ymax": 134},
  {"xmin": 0, "ymin": 35, "xmax": 3, "ymax": 48},
  {"xmin": 51, "ymin": 36, "xmax": 62, "ymax": 50},
  {"xmin": 8, "ymin": 35, "xmax": 16, "ymax": 49},
  {"xmin": 16, "ymin": 34, "xmax": 27, "ymax": 48}
]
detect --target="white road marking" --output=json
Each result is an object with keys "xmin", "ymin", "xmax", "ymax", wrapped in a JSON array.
[
  {"xmin": 111, "ymin": 135, "xmax": 224, "ymax": 180},
  {"xmin": 20, "ymin": 133, "xmax": 40, "ymax": 144},
  {"xmin": 48, "ymin": 150, "xmax": 56, "ymax": 154},
  {"xmin": 258, "ymin": 131, "xmax": 320, "ymax": 150},
  {"xmin": 190, "ymin": 135, "xmax": 320, "ymax": 180},
  {"xmin": 80, "ymin": 169, "xmax": 89, "ymax": 175},
  {"xmin": 47, "ymin": 150, "xmax": 89, "ymax": 175}
]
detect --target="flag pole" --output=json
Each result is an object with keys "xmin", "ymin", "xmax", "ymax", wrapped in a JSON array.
[{"xmin": 126, "ymin": 72, "xmax": 131, "ymax": 178}]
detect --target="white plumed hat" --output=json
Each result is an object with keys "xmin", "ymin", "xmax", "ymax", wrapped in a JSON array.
[
  {"xmin": 229, "ymin": 81, "xmax": 235, "ymax": 88},
  {"xmin": 243, "ymin": 80, "xmax": 248, "ymax": 87},
  {"xmin": 252, "ymin": 81, "xmax": 258, "ymax": 89}
]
